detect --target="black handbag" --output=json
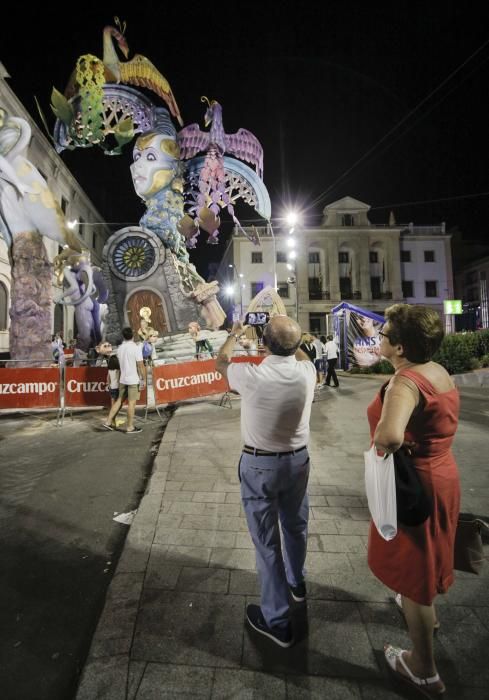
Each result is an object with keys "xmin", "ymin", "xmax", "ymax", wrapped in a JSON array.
[
  {"xmin": 454, "ymin": 514, "xmax": 489, "ymax": 574},
  {"xmin": 393, "ymin": 446, "xmax": 432, "ymax": 527}
]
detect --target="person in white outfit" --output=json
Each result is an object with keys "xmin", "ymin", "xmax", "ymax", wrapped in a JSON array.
[{"xmin": 323, "ymin": 334, "xmax": 340, "ymax": 387}]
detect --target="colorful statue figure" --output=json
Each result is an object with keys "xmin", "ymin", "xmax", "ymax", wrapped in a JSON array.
[
  {"xmin": 54, "ymin": 248, "xmax": 109, "ymax": 352},
  {"xmin": 188, "ymin": 321, "xmax": 213, "ymax": 358},
  {"xmin": 0, "ymin": 108, "xmax": 82, "ymax": 361},
  {"xmin": 177, "ymin": 97, "xmax": 264, "ymax": 245},
  {"xmin": 130, "ymin": 110, "xmax": 225, "ymax": 329},
  {"xmin": 131, "ymin": 116, "xmax": 189, "ymax": 265},
  {"xmin": 137, "ymin": 306, "xmax": 153, "ymax": 341}
]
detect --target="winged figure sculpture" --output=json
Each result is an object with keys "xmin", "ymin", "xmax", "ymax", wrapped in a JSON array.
[
  {"xmin": 177, "ymin": 97, "xmax": 264, "ymax": 245},
  {"xmin": 64, "ymin": 24, "xmax": 183, "ymax": 127}
]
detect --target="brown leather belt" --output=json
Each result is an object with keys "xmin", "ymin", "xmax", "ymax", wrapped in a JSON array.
[{"xmin": 242, "ymin": 445, "xmax": 307, "ymax": 457}]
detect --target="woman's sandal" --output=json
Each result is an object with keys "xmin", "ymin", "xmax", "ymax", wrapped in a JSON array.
[
  {"xmin": 394, "ymin": 593, "xmax": 440, "ymax": 632},
  {"xmin": 384, "ymin": 644, "xmax": 445, "ymax": 698}
]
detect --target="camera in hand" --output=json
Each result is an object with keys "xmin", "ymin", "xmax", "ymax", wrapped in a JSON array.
[{"xmin": 244, "ymin": 311, "xmax": 270, "ymax": 326}]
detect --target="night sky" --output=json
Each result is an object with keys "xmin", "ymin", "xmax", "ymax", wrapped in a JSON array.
[{"xmin": 3, "ymin": 1, "xmax": 489, "ymax": 275}]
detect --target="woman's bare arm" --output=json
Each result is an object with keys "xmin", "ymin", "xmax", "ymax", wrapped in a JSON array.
[{"xmin": 374, "ymin": 376, "xmax": 419, "ymax": 453}]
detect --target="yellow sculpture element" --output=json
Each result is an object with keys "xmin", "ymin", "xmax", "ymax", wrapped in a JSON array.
[
  {"xmin": 27, "ymin": 180, "xmax": 58, "ymax": 209},
  {"xmin": 138, "ymin": 307, "xmax": 158, "ymax": 343},
  {"xmin": 76, "ymin": 54, "xmax": 106, "ymax": 90},
  {"xmin": 102, "ymin": 25, "xmax": 184, "ymax": 126},
  {"xmin": 140, "ymin": 306, "xmax": 151, "ymax": 322},
  {"xmin": 248, "ymin": 285, "xmax": 287, "ymax": 317}
]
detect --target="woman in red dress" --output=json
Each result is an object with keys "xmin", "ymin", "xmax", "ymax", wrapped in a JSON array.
[{"xmin": 368, "ymin": 304, "xmax": 460, "ymax": 698}]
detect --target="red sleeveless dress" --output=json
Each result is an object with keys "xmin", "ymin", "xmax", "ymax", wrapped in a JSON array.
[{"xmin": 367, "ymin": 368, "xmax": 461, "ymax": 605}]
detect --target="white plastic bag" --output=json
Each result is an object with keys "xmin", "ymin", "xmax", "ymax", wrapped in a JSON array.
[{"xmin": 364, "ymin": 444, "xmax": 397, "ymax": 541}]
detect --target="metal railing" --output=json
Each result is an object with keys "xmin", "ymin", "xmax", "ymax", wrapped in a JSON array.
[{"xmin": 308, "ymin": 291, "xmax": 331, "ymax": 300}]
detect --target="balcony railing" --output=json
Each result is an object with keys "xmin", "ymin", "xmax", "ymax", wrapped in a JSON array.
[{"xmin": 308, "ymin": 291, "xmax": 330, "ymax": 300}]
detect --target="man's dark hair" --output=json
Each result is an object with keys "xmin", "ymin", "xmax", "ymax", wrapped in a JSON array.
[
  {"xmin": 327, "ymin": 334, "xmax": 333, "ymax": 341},
  {"xmin": 122, "ymin": 327, "xmax": 134, "ymax": 341},
  {"xmin": 263, "ymin": 322, "xmax": 301, "ymax": 356}
]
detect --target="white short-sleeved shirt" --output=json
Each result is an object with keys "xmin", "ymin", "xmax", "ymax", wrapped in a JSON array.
[
  {"xmin": 325, "ymin": 340, "xmax": 338, "ymax": 359},
  {"xmin": 227, "ymin": 354, "xmax": 317, "ymax": 451},
  {"xmin": 117, "ymin": 340, "xmax": 143, "ymax": 385},
  {"xmin": 313, "ymin": 338, "xmax": 323, "ymax": 357}
]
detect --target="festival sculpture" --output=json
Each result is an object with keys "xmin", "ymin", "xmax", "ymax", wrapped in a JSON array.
[
  {"xmin": 0, "ymin": 108, "xmax": 85, "ymax": 361},
  {"xmin": 54, "ymin": 248, "xmax": 109, "ymax": 351},
  {"xmin": 46, "ymin": 21, "xmax": 271, "ymax": 338},
  {"xmin": 64, "ymin": 21, "xmax": 183, "ymax": 126},
  {"xmin": 129, "ymin": 109, "xmax": 225, "ymax": 328},
  {"xmin": 177, "ymin": 97, "xmax": 264, "ymax": 245}
]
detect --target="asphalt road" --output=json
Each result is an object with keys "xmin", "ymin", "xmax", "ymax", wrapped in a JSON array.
[{"xmin": 0, "ymin": 408, "xmax": 169, "ymax": 700}]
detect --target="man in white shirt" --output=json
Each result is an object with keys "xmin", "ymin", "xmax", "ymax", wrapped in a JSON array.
[
  {"xmin": 216, "ymin": 316, "xmax": 316, "ymax": 647},
  {"xmin": 103, "ymin": 327, "xmax": 145, "ymax": 434},
  {"xmin": 323, "ymin": 334, "xmax": 340, "ymax": 387}
]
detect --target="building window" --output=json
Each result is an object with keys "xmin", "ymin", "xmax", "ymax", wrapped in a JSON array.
[
  {"xmin": 369, "ymin": 251, "xmax": 378, "ymax": 263},
  {"xmin": 308, "ymin": 277, "xmax": 322, "ymax": 299},
  {"xmin": 78, "ymin": 217, "xmax": 85, "ymax": 239},
  {"xmin": 61, "ymin": 196, "xmax": 68, "ymax": 214},
  {"xmin": 341, "ymin": 214, "xmax": 355, "ymax": 226},
  {"xmin": 340, "ymin": 277, "xmax": 352, "ymax": 299},
  {"xmin": 251, "ymin": 251, "xmax": 262, "ymax": 263},
  {"xmin": 308, "ymin": 251, "xmax": 320, "ymax": 264},
  {"xmin": 0, "ymin": 281, "xmax": 8, "ymax": 331},
  {"xmin": 251, "ymin": 282, "xmax": 264, "ymax": 297},
  {"xmin": 424, "ymin": 250, "xmax": 435, "ymax": 262},
  {"xmin": 402, "ymin": 280, "xmax": 414, "ymax": 298},
  {"xmin": 277, "ymin": 282, "xmax": 289, "ymax": 298},
  {"xmin": 91, "ymin": 231, "xmax": 97, "ymax": 251},
  {"xmin": 425, "ymin": 281, "xmax": 437, "ymax": 297},
  {"xmin": 371, "ymin": 277, "xmax": 382, "ymax": 299},
  {"xmin": 338, "ymin": 251, "xmax": 349, "ymax": 264},
  {"xmin": 309, "ymin": 314, "xmax": 324, "ymax": 334},
  {"xmin": 401, "ymin": 250, "xmax": 411, "ymax": 263},
  {"xmin": 276, "ymin": 251, "xmax": 287, "ymax": 263}
]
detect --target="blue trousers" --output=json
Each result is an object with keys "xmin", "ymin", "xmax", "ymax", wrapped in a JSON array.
[{"xmin": 239, "ymin": 449, "xmax": 310, "ymax": 629}]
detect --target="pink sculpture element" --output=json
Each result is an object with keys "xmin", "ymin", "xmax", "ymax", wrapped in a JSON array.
[{"xmin": 177, "ymin": 97, "xmax": 264, "ymax": 244}]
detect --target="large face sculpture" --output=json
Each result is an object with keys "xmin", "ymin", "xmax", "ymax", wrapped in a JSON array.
[{"xmin": 130, "ymin": 132, "xmax": 180, "ymax": 200}]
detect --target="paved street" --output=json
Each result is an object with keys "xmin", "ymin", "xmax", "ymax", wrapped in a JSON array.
[
  {"xmin": 74, "ymin": 377, "xmax": 489, "ymax": 700},
  {"xmin": 0, "ymin": 408, "xmax": 169, "ymax": 700}
]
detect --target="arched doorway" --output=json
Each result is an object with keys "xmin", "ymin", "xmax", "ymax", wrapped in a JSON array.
[{"xmin": 126, "ymin": 290, "xmax": 168, "ymax": 334}]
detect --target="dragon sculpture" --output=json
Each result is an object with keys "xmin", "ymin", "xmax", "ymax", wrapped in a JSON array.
[{"xmin": 177, "ymin": 97, "xmax": 264, "ymax": 245}]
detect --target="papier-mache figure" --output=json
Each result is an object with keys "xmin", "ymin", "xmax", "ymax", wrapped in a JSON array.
[
  {"xmin": 188, "ymin": 321, "xmax": 213, "ymax": 359},
  {"xmin": 130, "ymin": 110, "xmax": 225, "ymax": 329}
]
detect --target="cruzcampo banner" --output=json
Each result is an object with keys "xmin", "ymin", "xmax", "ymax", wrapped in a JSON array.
[{"xmin": 347, "ymin": 309, "xmax": 383, "ymax": 368}]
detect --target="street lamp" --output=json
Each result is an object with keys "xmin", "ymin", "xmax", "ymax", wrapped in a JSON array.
[
  {"xmin": 285, "ymin": 211, "xmax": 299, "ymax": 227},
  {"xmin": 228, "ymin": 264, "xmax": 244, "ymax": 315},
  {"xmin": 282, "ymin": 210, "xmax": 302, "ymax": 320}
]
